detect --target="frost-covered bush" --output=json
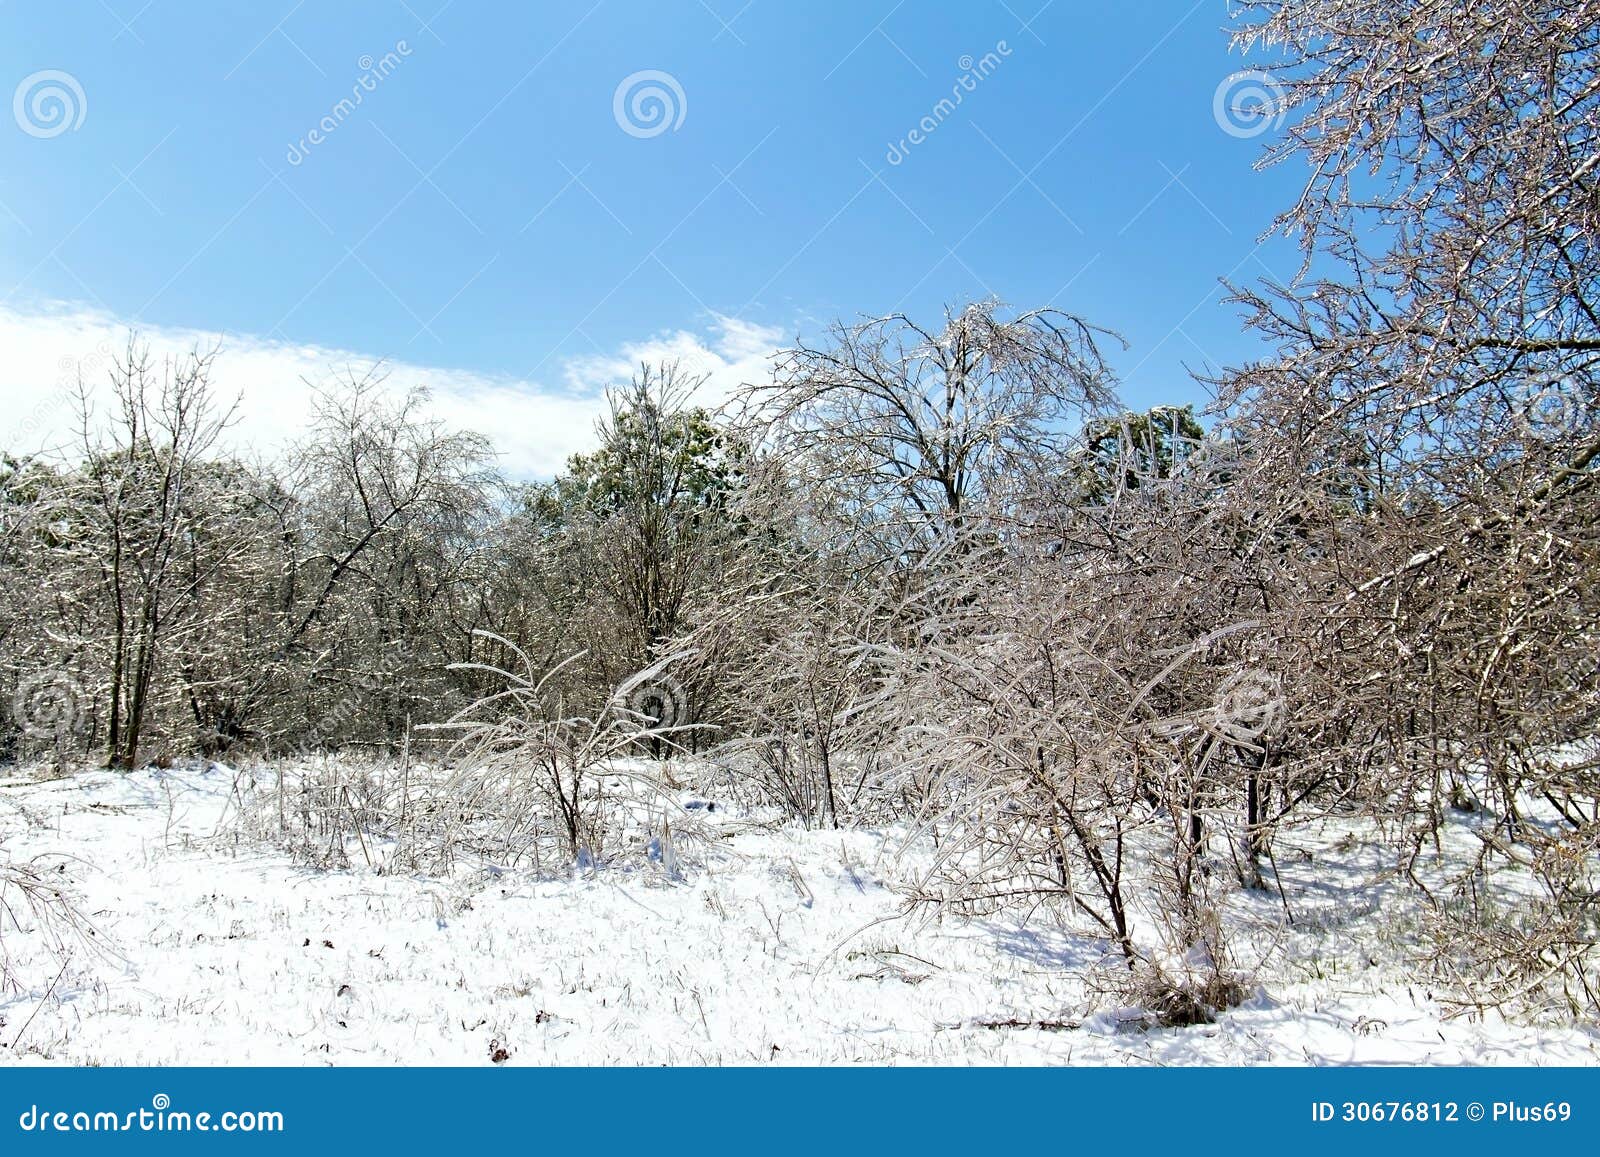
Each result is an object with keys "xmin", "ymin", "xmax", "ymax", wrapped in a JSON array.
[
  {"xmin": 422, "ymin": 633, "xmax": 702, "ymax": 874},
  {"xmin": 0, "ymin": 855, "xmax": 111, "ymax": 998}
]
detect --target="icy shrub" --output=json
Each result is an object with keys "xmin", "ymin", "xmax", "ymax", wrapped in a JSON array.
[{"xmin": 421, "ymin": 633, "xmax": 702, "ymax": 874}]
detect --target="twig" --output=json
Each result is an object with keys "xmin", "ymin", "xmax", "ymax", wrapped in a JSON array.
[
  {"xmin": 342, "ymin": 786, "xmax": 373, "ymax": 869},
  {"xmin": 936, "ymin": 1016, "xmax": 1081, "ymax": 1032},
  {"xmin": 11, "ymin": 954, "xmax": 71, "ymax": 1052}
]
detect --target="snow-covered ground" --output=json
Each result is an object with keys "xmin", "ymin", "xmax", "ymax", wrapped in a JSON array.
[{"xmin": 1, "ymin": 761, "xmax": 1595, "ymax": 1065}]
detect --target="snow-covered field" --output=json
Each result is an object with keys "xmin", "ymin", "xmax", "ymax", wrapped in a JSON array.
[{"xmin": 1, "ymin": 761, "xmax": 1596, "ymax": 1066}]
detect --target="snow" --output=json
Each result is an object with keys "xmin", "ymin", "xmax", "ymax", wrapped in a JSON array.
[{"xmin": 1, "ymin": 760, "xmax": 1595, "ymax": 1066}]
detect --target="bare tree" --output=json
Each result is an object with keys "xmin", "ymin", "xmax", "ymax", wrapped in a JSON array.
[
  {"xmin": 1222, "ymin": 0, "xmax": 1600, "ymax": 1011},
  {"xmin": 229, "ymin": 372, "xmax": 497, "ymax": 754},
  {"xmin": 747, "ymin": 302, "xmax": 1119, "ymax": 582},
  {"xmin": 70, "ymin": 339, "xmax": 238, "ymax": 769}
]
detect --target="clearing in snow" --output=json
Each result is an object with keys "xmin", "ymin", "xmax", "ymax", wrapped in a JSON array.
[{"xmin": 1, "ymin": 760, "xmax": 1595, "ymax": 1066}]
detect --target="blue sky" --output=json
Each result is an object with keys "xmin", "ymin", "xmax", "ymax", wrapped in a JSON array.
[{"xmin": 0, "ymin": 1, "xmax": 1303, "ymax": 474}]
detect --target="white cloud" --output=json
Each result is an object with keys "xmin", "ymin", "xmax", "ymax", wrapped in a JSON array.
[
  {"xmin": 559, "ymin": 313, "xmax": 784, "ymax": 400},
  {"xmin": 0, "ymin": 302, "xmax": 786, "ymax": 479}
]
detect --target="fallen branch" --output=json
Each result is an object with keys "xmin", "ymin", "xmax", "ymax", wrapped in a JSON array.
[{"xmin": 936, "ymin": 1016, "xmax": 1082, "ymax": 1032}]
